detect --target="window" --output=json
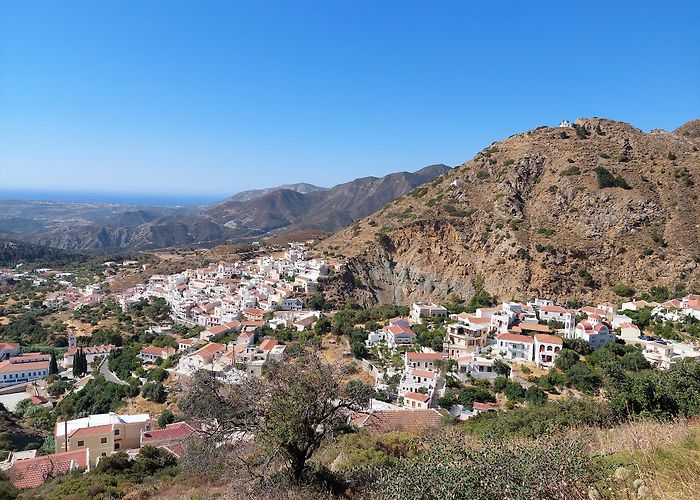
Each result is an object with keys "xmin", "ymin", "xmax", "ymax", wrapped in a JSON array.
[
  {"xmin": 114, "ymin": 429, "xmax": 120, "ymax": 436},
  {"xmin": 114, "ymin": 443, "xmax": 120, "ymax": 450},
  {"xmin": 100, "ymin": 437, "xmax": 107, "ymax": 444},
  {"xmin": 77, "ymin": 440, "xmax": 85, "ymax": 447}
]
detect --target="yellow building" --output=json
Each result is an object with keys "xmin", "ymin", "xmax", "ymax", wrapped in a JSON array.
[{"xmin": 55, "ymin": 413, "xmax": 150, "ymax": 464}]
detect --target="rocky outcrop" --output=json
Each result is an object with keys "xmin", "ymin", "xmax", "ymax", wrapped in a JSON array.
[{"xmin": 319, "ymin": 118, "xmax": 700, "ymax": 305}]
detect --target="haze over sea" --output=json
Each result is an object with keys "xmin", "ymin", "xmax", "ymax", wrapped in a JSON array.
[{"xmin": 0, "ymin": 189, "xmax": 223, "ymax": 207}]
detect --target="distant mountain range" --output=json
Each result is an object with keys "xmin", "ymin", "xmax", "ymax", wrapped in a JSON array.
[
  {"xmin": 224, "ymin": 183, "xmax": 328, "ymax": 203},
  {"xmin": 0, "ymin": 165, "xmax": 450, "ymax": 253}
]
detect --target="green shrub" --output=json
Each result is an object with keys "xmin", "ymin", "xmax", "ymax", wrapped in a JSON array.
[
  {"xmin": 476, "ymin": 170, "xmax": 490, "ymax": 180},
  {"xmin": 411, "ymin": 187, "xmax": 428, "ymax": 199},
  {"xmin": 358, "ymin": 432, "xmax": 597, "ymax": 498},
  {"xmin": 612, "ymin": 284, "xmax": 635, "ymax": 297},
  {"xmin": 559, "ymin": 166, "xmax": 581, "ymax": 176},
  {"xmin": 503, "ymin": 159, "xmax": 515, "ymax": 166},
  {"xmin": 141, "ymin": 382, "xmax": 166, "ymax": 403},
  {"xmin": 573, "ymin": 124, "xmax": 590, "ymax": 139},
  {"xmin": 594, "ymin": 167, "xmax": 631, "ymax": 189}
]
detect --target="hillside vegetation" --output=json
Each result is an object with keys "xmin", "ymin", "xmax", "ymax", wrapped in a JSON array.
[{"xmin": 319, "ymin": 118, "xmax": 700, "ymax": 305}]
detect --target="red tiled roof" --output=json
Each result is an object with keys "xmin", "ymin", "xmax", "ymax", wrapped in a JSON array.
[
  {"xmin": 386, "ymin": 325, "xmax": 416, "ymax": 336},
  {"xmin": 140, "ymin": 346, "xmax": 175, "ymax": 356},
  {"xmin": 160, "ymin": 443, "xmax": 185, "ymax": 459},
  {"xmin": 577, "ymin": 321, "xmax": 593, "ymax": 331},
  {"xmin": 406, "ymin": 352, "xmax": 443, "ymax": 362},
  {"xmin": 0, "ymin": 358, "xmax": 50, "ymax": 374},
  {"xmin": 534, "ymin": 334, "xmax": 563, "ymax": 345},
  {"xmin": 497, "ymin": 333, "xmax": 534, "ymax": 343},
  {"xmin": 540, "ymin": 305, "xmax": 569, "ymax": 313},
  {"xmin": 350, "ymin": 409, "xmax": 449, "ymax": 434},
  {"xmin": 411, "ymin": 369, "xmax": 437, "ymax": 379},
  {"xmin": 404, "ymin": 392, "xmax": 430, "ymax": 403},
  {"xmin": 258, "ymin": 338, "xmax": 278, "ymax": 351},
  {"xmin": 194, "ymin": 342, "xmax": 225, "ymax": 359},
  {"xmin": 141, "ymin": 422, "xmax": 195, "ymax": 446},
  {"xmin": 512, "ymin": 323, "xmax": 552, "ymax": 333},
  {"xmin": 69, "ymin": 424, "xmax": 113, "ymax": 439},
  {"xmin": 619, "ymin": 323, "xmax": 639, "ymax": 330},
  {"xmin": 206, "ymin": 324, "xmax": 232, "ymax": 335},
  {"xmin": 7, "ymin": 449, "xmax": 89, "ymax": 488}
]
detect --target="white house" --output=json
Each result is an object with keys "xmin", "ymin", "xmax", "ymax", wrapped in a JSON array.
[
  {"xmin": 403, "ymin": 391, "xmax": 431, "ymax": 410},
  {"xmin": 456, "ymin": 354, "xmax": 497, "ymax": 381},
  {"xmin": 0, "ymin": 343, "xmax": 21, "ymax": 361},
  {"xmin": 385, "ymin": 324, "xmax": 416, "ymax": 348},
  {"xmin": 0, "ymin": 353, "xmax": 50, "ymax": 387},
  {"xmin": 642, "ymin": 341, "xmax": 677, "ymax": 370},
  {"xmin": 399, "ymin": 368, "xmax": 437, "ymax": 396},
  {"xmin": 280, "ymin": 298, "xmax": 303, "ymax": 311},
  {"xmin": 533, "ymin": 334, "xmax": 563, "ymax": 368},
  {"xmin": 618, "ymin": 323, "xmax": 641, "ymax": 339},
  {"xmin": 620, "ymin": 300, "xmax": 656, "ymax": 312},
  {"xmin": 405, "ymin": 352, "xmax": 443, "ymax": 371},
  {"xmin": 138, "ymin": 346, "xmax": 176, "ymax": 363},
  {"xmin": 537, "ymin": 305, "xmax": 575, "ymax": 325},
  {"xmin": 573, "ymin": 320, "xmax": 615, "ymax": 349},
  {"xmin": 495, "ymin": 333, "xmax": 534, "ymax": 362},
  {"xmin": 410, "ymin": 303, "xmax": 448, "ymax": 324}
]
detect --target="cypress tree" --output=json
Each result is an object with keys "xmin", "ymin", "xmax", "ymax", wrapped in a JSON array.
[
  {"xmin": 72, "ymin": 350, "xmax": 78, "ymax": 377},
  {"xmin": 49, "ymin": 353, "xmax": 58, "ymax": 376},
  {"xmin": 80, "ymin": 349, "xmax": 87, "ymax": 376}
]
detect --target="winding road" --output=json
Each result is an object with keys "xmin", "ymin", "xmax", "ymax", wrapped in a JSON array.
[{"xmin": 98, "ymin": 359, "xmax": 129, "ymax": 385}]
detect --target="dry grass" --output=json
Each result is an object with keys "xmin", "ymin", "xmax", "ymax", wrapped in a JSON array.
[
  {"xmin": 318, "ymin": 334, "xmax": 374, "ymax": 386},
  {"xmin": 587, "ymin": 419, "xmax": 700, "ymax": 499},
  {"xmin": 590, "ymin": 419, "xmax": 693, "ymax": 456}
]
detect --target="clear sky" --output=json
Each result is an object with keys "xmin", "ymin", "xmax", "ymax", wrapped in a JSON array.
[{"xmin": 1, "ymin": 0, "xmax": 699, "ymax": 201}]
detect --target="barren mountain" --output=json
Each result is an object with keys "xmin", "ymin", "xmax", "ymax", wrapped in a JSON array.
[
  {"xmin": 225, "ymin": 183, "xmax": 328, "ymax": 203},
  {"xmin": 319, "ymin": 118, "xmax": 700, "ymax": 306},
  {"xmin": 4, "ymin": 166, "xmax": 449, "ymax": 252},
  {"xmin": 207, "ymin": 164, "xmax": 452, "ymax": 235}
]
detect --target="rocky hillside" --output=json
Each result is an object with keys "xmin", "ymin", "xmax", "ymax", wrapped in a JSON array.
[
  {"xmin": 0, "ymin": 238, "xmax": 85, "ymax": 267},
  {"xmin": 319, "ymin": 118, "xmax": 700, "ymax": 306}
]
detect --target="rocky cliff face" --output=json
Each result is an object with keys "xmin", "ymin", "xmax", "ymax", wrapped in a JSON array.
[{"xmin": 319, "ymin": 118, "xmax": 700, "ymax": 306}]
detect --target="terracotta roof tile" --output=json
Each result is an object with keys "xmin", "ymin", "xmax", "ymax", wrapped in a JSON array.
[
  {"xmin": 350, "ymin": 409, "xmax": 448, "ymax": 434},
  {"xmin": 7, "ymin": 449, "xmax": 89, "ymax": 488}
]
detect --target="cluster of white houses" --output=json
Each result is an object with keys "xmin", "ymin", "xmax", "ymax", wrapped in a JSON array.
[
  {"xmin": 362, "ymin": 295, "xmax": 700, "ymax": 413},
  {"xmin": 113, "ymin": 243, "xmax": 339, "ymax": 331}
]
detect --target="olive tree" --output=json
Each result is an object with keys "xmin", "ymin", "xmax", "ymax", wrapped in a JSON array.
[{"xmin": 179, "ymin": 350, "xmax": 365, "ymax": 484}]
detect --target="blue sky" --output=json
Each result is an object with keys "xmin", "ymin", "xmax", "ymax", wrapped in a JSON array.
[{"xmin": 1, "ymin": 1, "xmax": 699, "ymax": 201}]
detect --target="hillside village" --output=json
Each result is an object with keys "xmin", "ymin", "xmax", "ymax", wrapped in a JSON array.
[{"xmin": 1, "ymin": 239, "xmax": 700, "ymax": 493}]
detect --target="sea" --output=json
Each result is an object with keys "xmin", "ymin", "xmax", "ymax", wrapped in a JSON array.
[{"xmin": 0, "ymin": 189, "xmax": 224, "ymax": 207}]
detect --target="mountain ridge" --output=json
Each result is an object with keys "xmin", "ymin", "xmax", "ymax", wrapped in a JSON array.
[
  {"xmin": 3, "ymin": 165, "xmax": 450, "ymax": 252},
  {"xmin": 224, "ymin": 182, "xmax": 328, "ymax": 203}
]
